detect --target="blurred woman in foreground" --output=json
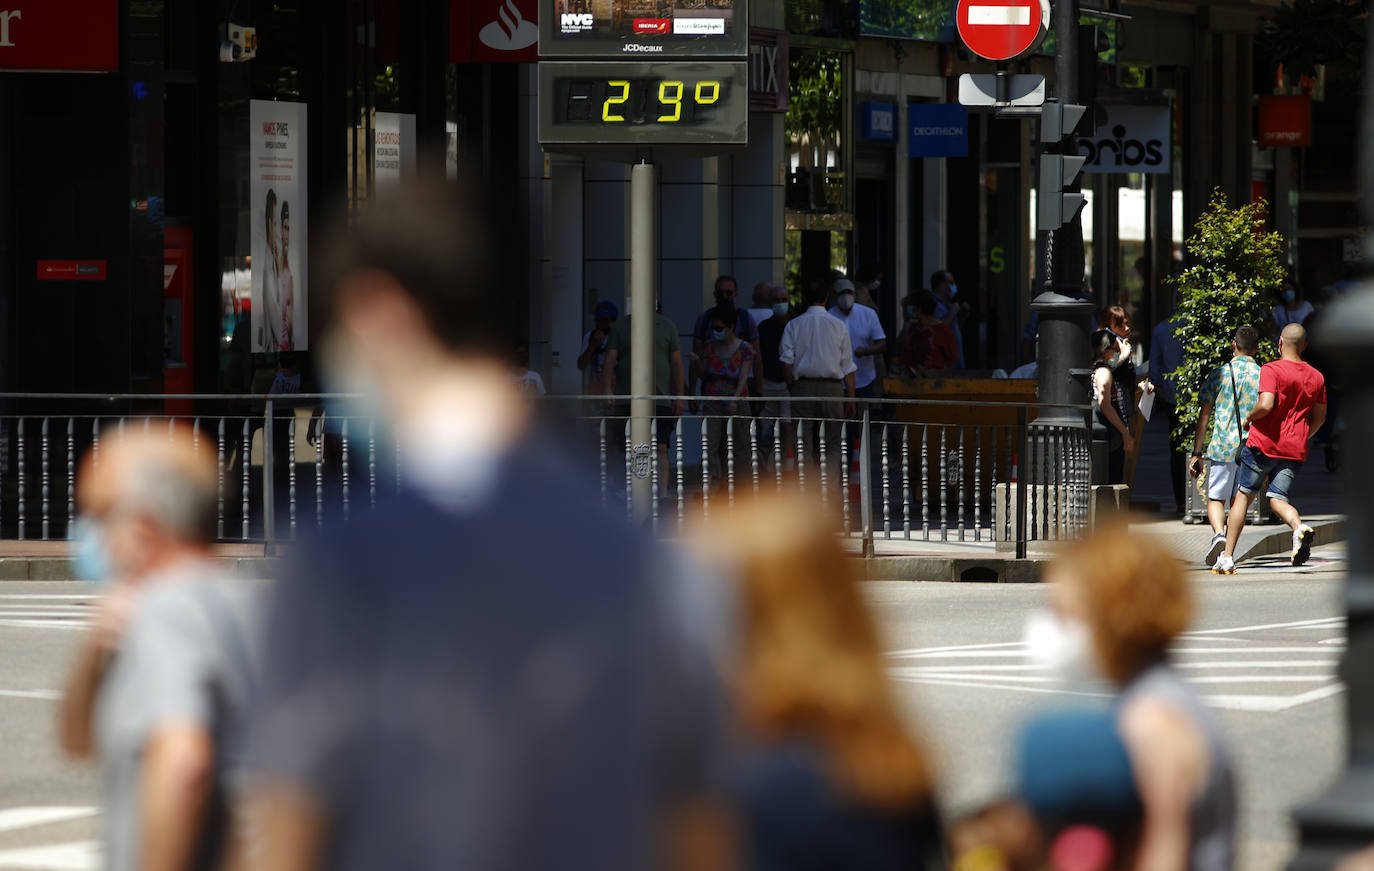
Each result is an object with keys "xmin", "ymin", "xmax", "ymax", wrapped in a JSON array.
[
  {"xmin": 1032, "ymin": 529, "xmax": 1236, "ymax": 871},
  {"xmin": 698, "ymin": 495, "xmax": 943, "ymax": 870}
]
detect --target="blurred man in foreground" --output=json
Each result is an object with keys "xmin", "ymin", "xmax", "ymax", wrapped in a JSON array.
[
  {"xmin": 237, "ymin": 181, "xmax": 730, "ymax": 871},
  {"xmin": 59, "ymin": 428, "xmax": 256, "ymax": 871}
]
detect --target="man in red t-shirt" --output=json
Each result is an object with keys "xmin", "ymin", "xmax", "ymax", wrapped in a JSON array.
[{"xmin": 1214, "ymin": 324, "xmax": 1327, "ymax": 573}]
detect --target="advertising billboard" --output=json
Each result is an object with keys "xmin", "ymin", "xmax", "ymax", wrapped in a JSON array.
[
  {"xmin": 250, "ymin": 100, "xmax": 309, "ymax": 353},
  {"xmin": 539, "ymin": 0, "xmax": 747, "ymax": 58}
]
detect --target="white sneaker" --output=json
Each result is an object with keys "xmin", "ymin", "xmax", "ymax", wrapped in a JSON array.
[
  {"xmin": 1292, "ymin": 525, "xmax": 1316, "ymax": 567},
  {"xmin": 1212, "ymin": 554, "xmax": 1236, "ymax": 575},
  {"xmin": 1205, "ymin": 532, "xmax": 1227, "ymax": 567}
]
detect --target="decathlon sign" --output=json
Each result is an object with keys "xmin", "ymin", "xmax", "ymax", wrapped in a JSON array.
[{"xmin": 1078, "ymin": 104, "xmax": 1171, "ymax": 175}]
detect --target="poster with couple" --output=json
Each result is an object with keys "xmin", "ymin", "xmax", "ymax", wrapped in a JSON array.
[{"xmin": 250, "ymin": 99, "xmax": 309, "ymax": 352}]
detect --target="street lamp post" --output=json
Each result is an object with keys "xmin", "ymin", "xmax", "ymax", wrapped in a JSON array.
[{"xmin": 1286, "ymin": 12, "xmax": 1374, "ymax": 868}]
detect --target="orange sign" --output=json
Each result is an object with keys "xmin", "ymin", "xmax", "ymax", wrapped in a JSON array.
[{"xmin": 1258, "ymin": 95, "xmax": 1312, "ymax": 148}]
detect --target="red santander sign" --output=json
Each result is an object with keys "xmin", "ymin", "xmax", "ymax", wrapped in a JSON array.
[
  {"xmin": 956, "ymin": 0, "xmax": 1050, "ymax": 63},
  {"xmin": 0, "ymin": 0, "xmax": 118, "ymax": 72}
]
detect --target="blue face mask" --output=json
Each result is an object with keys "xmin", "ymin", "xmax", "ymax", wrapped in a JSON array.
[
  {"xmin": 711, "ymin": 328, "xmax": 727, "ymax": 342},
  {"xmin": 72, "ymin": 518, "xmax": 113, "ymax": 584},
  {"xmin": 948, "ymin": 283, "xmax": 959, "ymax": 299},
  {"xmin": 772, "ymin": 302, "xmax": 789, "ymax": 317},
  {"xmin": 1282, "ymin": 289, "xmax": 1296, "ymax": 304}
]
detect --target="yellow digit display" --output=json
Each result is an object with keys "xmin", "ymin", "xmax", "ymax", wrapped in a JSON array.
[
  {"xmin": 695, "ymin": 81, "xmax": 720, "ymax": 105},
  {"xmin": 602, "ymin": 80, "xmax": 630, "ymax": 122},
  {"xmin": 658, "ymin": 80, "xmax": 684, "ymax": 122}
]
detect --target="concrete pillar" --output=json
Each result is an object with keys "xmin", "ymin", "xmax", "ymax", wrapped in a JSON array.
[
  {"xmin": 921, "ymin": 158, "xmax": 947, "ymax": 284},
  {"xmin": 730, "ymin": 112, "xmax": 787, "ymax": 291}
]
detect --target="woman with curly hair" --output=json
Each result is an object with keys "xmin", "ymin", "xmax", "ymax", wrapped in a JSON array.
[
  {"xmin": 1029, "ymin": 528, "xmax": 1237, "ymax": 871},
  {"xmin": 696, "ymin": 494, "xmax": 943, "ymax": 870}
]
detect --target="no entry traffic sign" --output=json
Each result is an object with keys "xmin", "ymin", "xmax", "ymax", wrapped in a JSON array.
[{"xmin": 955, "ymin": 0, "xmax": 1050, "ymax": 62}]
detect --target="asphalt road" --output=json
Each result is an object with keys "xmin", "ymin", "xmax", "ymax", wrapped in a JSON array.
[
  {"xmin": 0, "ymin": 545, "xmax": 1349, "ymax": 870},
  {"xmin": 872, "ymin": 542, "xmax": 1348, "ymax": 871}
]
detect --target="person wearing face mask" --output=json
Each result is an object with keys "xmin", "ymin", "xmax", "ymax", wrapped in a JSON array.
[
  {"xmin": 1026, "ymin": 529, "xmax": 1236, "ymax": 871},
  {"xmin": 693, "ymin": 275, "xmax": 761, "ymax": 400},
  {"xmin": 1270, "ymin": 279, "xmax": 1314, "ymax": 334},
  {"xmin": 234, "ymin": 181, "xmax": 733, "ymax": 871},
  {"xmin": 756, "ymin": 284, "xmax": 795, "ymax": 468},
  {"xmin": 929, "ymin": 270, "xmax": 967, "ymax": 368},
  {"xmin": 1093, "ymin": 328, "xmax": 1135, "ymax": 484},
  {"xmin": 829, "ymin": 278, "xmax": 886, "ymax": 407},
  {"xmin": 697, "ymin": 303, "xmax": 756, "ymax": 482},
  {"xmin": 746, "ymin": 281, "xmax": 776, "ymax": 328},
  {"xmin": 59, "ymin": 427, "xmax": 257, "ymax": 871}
]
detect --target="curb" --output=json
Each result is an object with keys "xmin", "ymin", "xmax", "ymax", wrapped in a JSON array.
[
  {"xmin": 859, "ymin": 519, "xmax": 1345, "ymax": 583},
  {"xmin": 0, "ymin": 557, "xmax": 276, "ymax": 581}
]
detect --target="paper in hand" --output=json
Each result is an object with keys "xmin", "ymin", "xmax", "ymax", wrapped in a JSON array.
[{"xmin": 1138, "ymin": 388, "xmax": 1155, "ymax": 422}]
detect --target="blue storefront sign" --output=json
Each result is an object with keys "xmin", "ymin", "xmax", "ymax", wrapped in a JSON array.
[
  {"xmin": 861, "ymin": 101, "xmax": 897, "ymax": 142},
  {"xmin": 908, "ymin": 103, "xmax": 968, "ymax": 158}
]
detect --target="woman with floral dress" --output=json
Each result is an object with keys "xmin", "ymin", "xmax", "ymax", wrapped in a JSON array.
[{"xmin": 699, "ymin": 303, "xmax": 755, "ymax": 483}]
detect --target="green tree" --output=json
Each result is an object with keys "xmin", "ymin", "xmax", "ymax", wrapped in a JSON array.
[{"xmin": 1168, "ymin": 191, "xmax": 1285, "ymax": 452}]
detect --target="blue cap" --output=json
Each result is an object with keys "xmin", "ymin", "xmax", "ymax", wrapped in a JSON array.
[{"xmin": 594, "ymin": 301, "xmax": 619, "ymax": 319}]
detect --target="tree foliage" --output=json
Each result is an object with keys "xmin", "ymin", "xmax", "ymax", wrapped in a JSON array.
[
  {"xmin": 1167, "ymin": 191, "xmax": 1284, "ymax": 451},
  {"xmin": 1259, "ymin": 0, "xmax": 1366, "ymax": 82}
]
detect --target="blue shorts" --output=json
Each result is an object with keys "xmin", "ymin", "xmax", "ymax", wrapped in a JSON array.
[{"xmin": 1237, "ymin": 445, "xmax": 1302, "ymax": 503}]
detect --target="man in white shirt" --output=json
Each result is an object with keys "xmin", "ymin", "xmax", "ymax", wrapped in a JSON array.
[
  {"xmin": 829, "ymin": 278, "xmax": 886, "ymax": 401},
  {"xmin": 780, "ymin": 277, "xmax": 856, "ymax": 465}
]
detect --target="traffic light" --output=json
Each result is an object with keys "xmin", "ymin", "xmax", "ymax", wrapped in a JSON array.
[{"xmin": 1038, "ymin": 100, "xmax": 1088, "ymax": 231}]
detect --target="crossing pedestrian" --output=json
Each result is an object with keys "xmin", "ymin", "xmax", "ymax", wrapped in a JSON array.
[
  {"xmin": 693, "ymin": 275, "xmax": 760, "ymax": 399},
  {"xmin": 697, "ymin": 302, "xmax": 755, "ymax": 483},
  {"xmin": 780, "ymin": 276, "xmax": 856, "ymax": 465},
  {"xmin": 236, "ymin": 181, "xmax": 731, "ymax": 871},
  {"xmin": 698, "ymin": 494, "xmax": 942, "ymax": 871},
  {"xmin": 1028, "ymin": 529, "xmax": 1237, "ymax": 871},
  {"xmin": 1188, "ymin": 326, "xmax": 1261, "ymax": 567},
  {"xmin": 59, "ymin": 427, "xmax": 257, "ymax": 871},
  {"xmin": 1214, "ymin": 323, "xmax": 1327, "ymax": 574}
]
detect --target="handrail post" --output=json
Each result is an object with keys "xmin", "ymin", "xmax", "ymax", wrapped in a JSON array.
[
  {"xmin": 264, "ymin": 400, "xmax": 276, "ymax": 556},
  {"xmin": 1016, "ymin": 406, "xmax": 1029, "ymax": 560},
  {"xmin": 859, "ymin": 407, "xmax": 873, "ymax": 558}
]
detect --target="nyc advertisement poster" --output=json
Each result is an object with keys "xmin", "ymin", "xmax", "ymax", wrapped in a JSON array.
[{"xmin": 250, "ymin": 99, "xmax": 309, "ymax": 353}]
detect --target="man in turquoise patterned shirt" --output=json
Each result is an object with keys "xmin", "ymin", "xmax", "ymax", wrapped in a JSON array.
[{"xmin": 1189, "ymin": 325, "xmax": 1262, "ymax": 565}]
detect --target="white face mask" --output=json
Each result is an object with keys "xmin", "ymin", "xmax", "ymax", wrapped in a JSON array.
[
  {"xmin": 837, "ymin": 294, "xmax": 855, "ymax": 312},
  {"xmin": 1023, "ymin": 608, "xmax": 1098, "ymax": 684}
]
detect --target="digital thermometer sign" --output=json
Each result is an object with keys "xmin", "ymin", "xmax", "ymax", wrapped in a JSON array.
[{"xmin": 538, "ymin": 61, "xmax": 748, "ymax": 147}]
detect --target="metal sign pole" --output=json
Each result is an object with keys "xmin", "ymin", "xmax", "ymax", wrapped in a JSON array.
[{"xmin": 629, "ymin": 160, "xmax": 657, "ymax": 522}]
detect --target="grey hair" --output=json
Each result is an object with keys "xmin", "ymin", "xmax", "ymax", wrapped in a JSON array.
[{"xmin": 118, "ymin": 450, "xmax": 218, "ymax": 543}]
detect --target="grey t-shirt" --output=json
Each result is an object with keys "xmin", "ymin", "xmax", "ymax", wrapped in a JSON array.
[{"xmin": 95, "ymin": 567, "xmax": 258, "ymax": 871}]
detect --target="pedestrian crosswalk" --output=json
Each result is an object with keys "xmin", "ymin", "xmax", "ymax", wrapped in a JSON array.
[
  {"xmin": 0, "ymin": 807, "xmax": 98, "ymax": 871},
  {"xmin": 888, "ymin": 616, "xmax": 1345, "ymax": 713},
  {"xmin": 0, "ymin": 595, "xmax": 92, "ymax": 632}
]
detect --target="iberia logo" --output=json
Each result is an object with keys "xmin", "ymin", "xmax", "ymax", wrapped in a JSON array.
[{"xmin": 633, "ymin": 18, "xmax": 670, "ymax": 34}]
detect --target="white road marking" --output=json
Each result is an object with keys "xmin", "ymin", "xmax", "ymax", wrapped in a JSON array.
[
  {"xmin": 0, "ymin": 808, "xmax": 97, "ymax": 835},
  {"xmin": 1187, "ymin": 617, "xmax": 1344, "ymax": 635},
  {"xmin": 0, "ymin": 596, "xmax": 92, "ymax": 601},
  {"xmin": 968, "ymin": 5, "xmax": 1031, "ymax": 26},
  {"xmin": 0, "ymin": 690, "xmax": 59, "ymax": 701},
  {"xmin": 0, "ymin": 841, "xmax": 98, "ymax": 870},
  {"xmin": 888, "ymin": 616, "xmax": 1345, "ymax": 712},
  {"xmin": 0, "ymin": 598, "xmax": 91, "ymax": 632}
]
